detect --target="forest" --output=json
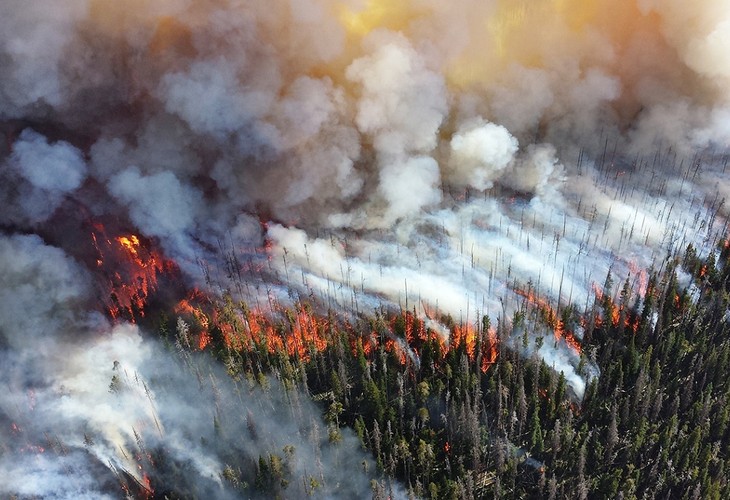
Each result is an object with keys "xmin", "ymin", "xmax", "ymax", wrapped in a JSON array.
[{"xmin": 139, "ymin": 236, "xmax": 730, "ymax": 499}]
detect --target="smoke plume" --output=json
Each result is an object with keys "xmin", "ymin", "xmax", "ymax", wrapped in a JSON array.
[
  {"xmin": 0, "ymin": 233, "xmax": 380, "ymax": 498},
  {"xmin": 2, "ymin": 0, "xmax": 730, "ymax": 495}
]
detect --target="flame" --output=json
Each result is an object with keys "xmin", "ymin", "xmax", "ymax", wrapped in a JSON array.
[
  {"xmin": 8, "ymin": 422, "xmax": 46, "ymax": 454},
  {"xmin": 360, "ymin": 332, "xmax": 379, "ymax": 357},
  {"xmin": 591, "ymin": 281, "xmax": 640, "ymax": 334},
  {"xmin": 413, "ymin": 305, "xmax": 497, "ymax": 372},
  {"xmin": 117, "ymin": 235, "xmax": 140, "ymax": 258},
  {"xmin": 183, "ymin": 291, "xmax": 498, "ymax": 376},
  {"xmin": 514, "ymin": 287, "xmax": 582, "ymax": 356},
  {"xmin": 385, "ymin": 338, "xmax": 408, "ymax": 365},
  {"xmin": 142, "ymin": 473, "xmax": 154, "ymax": 497},
  {"xmin": 288, "ymin": 306, "xmax": 330, "ymax": 359},
  {"xmin": 174, "ymin": 290, "xmax": 213, "ymax": 350},
  {"xmin": 198, "ymin": 330, "xmax": 211, "ymax": 350},
  {"xmin": 481, "ymin": 327, "xmax": 499, "ymax": 373},
  {"xmin": 90, "ymin": 223, "xmax": 178, "ymax": 323},
  {"xmin": 178, "ymin": 298, "xmax": 333, "ymax": 362},
  {"xmin": 628, "ymin": 260, "xmax": 648, "ymax": 298},
  {"xmin": 107, "ymin": 234, "xmax": 160, "ymax": 320}
]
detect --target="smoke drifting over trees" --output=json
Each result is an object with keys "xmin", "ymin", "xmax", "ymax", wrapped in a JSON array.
[
  {"xmin": 0, "ymin": 234, "xmax": 379, "ymax": 498},
  {"xmin": 1, "ymin": 0, "xmax": 730, "ymax": 497}
]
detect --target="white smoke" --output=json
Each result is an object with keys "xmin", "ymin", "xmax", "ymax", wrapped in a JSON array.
[
  {"xmin": 347, "ymin": 31, "xmax": 447, "ymax": 157},
  {"xmin": 108, "ymin": 166, "xmax": 206, "ymax": 260},
  {"xmin": 448, "ymin": 118, "xmax": 519, "ymax": 190},
  {"xmin": 2, "ymin": 130, "xmax": 87, "ymax": 225},
  {"xmin": 0, "ymin": 233, "xmax": 382, "ymax": 498},
  {"xmin": 2, "ymin": 0, "xmax": 730, "ymax": 493},
  {"xmin": 0, "ymin": 0, "xmax": 88, "ymax": 113}
]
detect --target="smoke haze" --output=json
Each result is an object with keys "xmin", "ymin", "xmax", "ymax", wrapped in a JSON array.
[{"xmin": 2, "ymin": 0, "xmax": 730, "ymax": 496}]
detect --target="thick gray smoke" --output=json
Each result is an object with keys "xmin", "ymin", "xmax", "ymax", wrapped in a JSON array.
[
  {"xmin": 0, "ymin": 234, "xmax": 381, "ymax": 498},
  {"xmin": 2, "ymin": 0, "xmax": 730, "ymax": 495}
]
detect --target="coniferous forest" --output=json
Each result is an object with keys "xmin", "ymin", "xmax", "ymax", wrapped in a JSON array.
[{"xmin": 144, "ymin": 239, "xmax": 730, "ymax": 499}]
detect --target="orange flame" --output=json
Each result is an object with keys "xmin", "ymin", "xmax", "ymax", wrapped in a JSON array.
[
  {"xmin": 174, "ymin": 290, "xmax": 213, "ymax": 350},
  {"xmin": 514, "ymin": 288, "xmax": 582, "ymax": 356},
  {"xmin": 177, "ymin": 298, "xmax": 333, "ymax": 362},
  {"xmin": 453, "ymin": 323, "xmax": 477, "ymax": 358},
  {"xmin": 182, "ymin": 292, "xmax": 499, "ymax": 377},
  {"xmin": 385, "ymin": 338, "xmax": 408, "ymax": 365},
  {"xmin": 117, "ymin": 235, "xmax": 140, "ymax": 257},
  {"xmin": 198, "ymin": 330, "xmax": 211, "ymax": 350},
  {"xmin": 591, "ymin": 282, "xmax": 639, "ymax": 334},
  {"xmin": 420, "ymin": 303, "xmax": 494, "ymax": 370},
  {"xmin": 141, "ymin": 472, "xmax": 154, "ymax": 499},
  {"xmin": 359, "ymin": 332, "xmax": 380, "ymax": 357},
  {"xmin": 627, "ymin": 260, "xmax": 648, "ymax": 298},
  {"xmin": 91, "ymin": 223, "xmax": 176, "ymax": 322},
  {"xmin": 481, "ymin": 327, "xmax": 498, "ymax": 373}
]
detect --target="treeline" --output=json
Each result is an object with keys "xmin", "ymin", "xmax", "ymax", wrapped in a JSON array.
[{"xmin": 157, "ymin": 239, "xmax": 730, "ymax": 499}]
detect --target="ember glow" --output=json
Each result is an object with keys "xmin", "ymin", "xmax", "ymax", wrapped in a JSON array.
[
  {"xmin": 591, "ymin": 280, "xmax": 641, "ymax": 334},
  {"xmin": 90, "ymin": 223, "xmax": 174, "ymax": 322},
  {"xmin": 2, "ymin": 0, "xmax": 730, "ymax": 497},
  {"xmin": 514, "ymin": 286, "xmax": 583, "ymax": 356}
]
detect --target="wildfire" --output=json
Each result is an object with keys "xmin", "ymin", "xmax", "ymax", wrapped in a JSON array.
[
  {"xmin": 20, "ymin": 444, "xmax": 46, "ymax": 454},
  {"xmin": 83, "ymin": 218, "xmax": 576, "ymax": 392},
  {"xmin": 482, "ymin": 327, "xmax": 499, "ymax": 372},
  {"xmin": 628, "ymin": 260, "xmax": 649, "ymax": 298},
  {"xmin": 142, "ymin": 473, "xmax": 154, "ymax": 498},
  {"xmin": 591, "ymin": 282, "xmax": 640, "ymax": 334},
  {"xmin": 417, "ymin": 306, "xmax": 498, "ymax": 373},
  {"xmin": 453, "ymin": 323, "xmax": 478, "ymax": 358},
  {"xmin": 198, "ymin": 330, "xmax": 211, "ymax": 350},
  {"xmin": 385, "ymin": 338, "xmax": 409, "ymax": 365},
  {"xmin": 175, "ymin": 289, "xmax": 499, "ymax": 378},
  {"xmin": 90, "ymin": 222, "xmax": 178, "ymax": 323},
  {"xmin": 360, "ymin": 332, "xmax": 380, "ymax": 357},
  {"xmin": 287, "ymin": 306, "xmax": 331, "ymax": 359},
  {"xmin": 513, "ymin": 287, "xmax": 583, "ymax": 356},
  {"xmin": 117, "ymin": 235, "xmax": 141, "ymax": 258},
  {"xmin": 8, "ymin": 422, "xmax": 47, "ymax": 455},
  {"xmin": 173, "ymin": 295, "xmax": 334, "ymax": 362},
  {"xmin": 174, "ymin": 290, "xmax": 213, "ymax": 350}
]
